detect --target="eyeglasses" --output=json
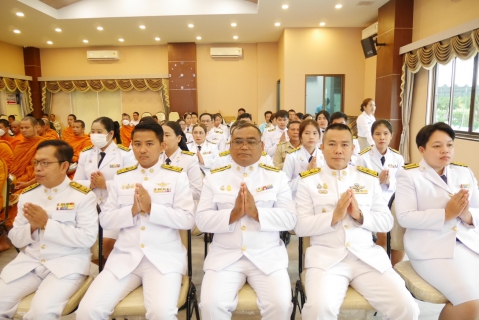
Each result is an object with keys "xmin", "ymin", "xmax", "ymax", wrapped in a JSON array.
[
  {"xmin": 32, "ymin": 160, "xmax": 64, "ymax": 168},
  {"xmin": 231, "ymin": 139, "xmax": 261, "ymax": 149}
]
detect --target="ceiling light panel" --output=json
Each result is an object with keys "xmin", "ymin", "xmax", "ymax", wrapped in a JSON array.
[
  {"xmin": 231, "ymin": 23, "xmax": 237, "ymax": 27},
  {"xmin": 335, "ymin": 4, "xmax": 343, "ymax": 9},
  {"xmin": 13, "ymin": 30, "xmax": 20, "ymax": 34},
  {"xmin": 188, "ymin": 24, "xmax": 194, "ymax": 28},
  {"xmin": 275, "ymin": 22, "xmax": 281, "ymax": 27},
  {"xmin": 55, "ymin": 28, "xmax": 62, "ymax": 32},
  {"xmin": 282, "ymin": 4, "xmax": 289, "ymax": 9},
  {"xmin": 16, "ymin": 12, "xmax": 24, "ymax": 17},
  {"xmin": 97, "ymin": 26, "xmax": 103, "ymax": 31},
  {"xmin": 139, "ymin": 25, "xmax": 146, "ymax": 29}
]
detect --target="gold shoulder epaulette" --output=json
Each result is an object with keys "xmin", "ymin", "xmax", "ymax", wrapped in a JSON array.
[
  {"xmin": 403, "ymin": 163, "xmax": 419, "ymax": 170},
  {"xmin": 357, "ymin": 165, "xmax": 378, "ymax": 178},
  {"xmin": 161, "ymin": 164, "xmax": 183, "ymax": 172},
  {"xmin": 389, "ymin": 147, "xmax": 400, "ymax": 154},
  {"xmin": 299, "ymin": 168, "xmax": 321, "ymax": 179},
  {"xmin": 261, "ymin": 151, "xmax": 267, "ymax": 156},
  {"xmin": 181, "ymin": 150, "xmax": 195, "ymax": 156},
  {"xmin": 219, "ymin": 150, "xmax": 231, "ymax": 157},
  {"xmin": 22, "ymin": 183, "xmax": 40, "ymax": 194},
  {"xmin": 207, "ymin": 140, "xmax": 217, "ymax": 144},
  {"xmin": 259, "ymin": 163, "xmax": 280, "ymax": 172},
  {"xmin": 451, "ymin": 162, "xmax": 468, "ymax": 167},
  {"xmin": 286, "ymin": 147, "xmax": 300, "ymax": 154},
  {"xmin": 69, "ymin": 181, "xmax": 91, "ymax": 194},
  {"xmin": 353, "ymin": 136, "xmax": 358, "ymax": 139},
  {"xmin": 268, "ymin": 127, "xmax": 276, "ymax": 132},
  {"xmin": 117, "ymin": 144, "xmax": 130, "ymax": 152},
  {"xmin": 81, "ymin": 145, "xmax": 93, "ymax": 152},
  {"xmin": 117, "ymin": 164, "xmax": 138, "ymax": 175},
  {"xmin": 359, "ymin": 147, "xmax": 372, "ymax": 155},
  {"xmin": 211, "ymin": 165, "xmax": 231, "ymax": 174}
]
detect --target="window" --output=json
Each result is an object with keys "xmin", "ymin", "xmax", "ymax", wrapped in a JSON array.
[
  {"xmin": 305, "ymin": 75, "xmax": 344, "ymax": 115},
  {"xmin": 432, "ymin": 54, "xmax": 479, "ymax": 137}
]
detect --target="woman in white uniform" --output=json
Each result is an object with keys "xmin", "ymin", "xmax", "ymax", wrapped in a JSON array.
[
  {"xmin": 356, "ymin": 98, "xmax": 376, "ymax": 151},
  {"xmin": 178, "ymin": 118, "xmax": 193, "ymax": 143},
  {"xmin": 315, "ymin": 110, "xmax": 330, "ymax": 144},
  {"xmin": 187, "ymin": 124, "xmax": 218, "ymax": 171},
  {"xmin": 161, "ymin": 121, "xmax": 202, "ymax": 200},
  {"xmin": 282, "ymin": 119, "xmax": 325, "ymax": 197},
  {"xmin": 74, "ymin": 117, "xmax": 136, "ymax": 258},
  {"xmin": 183, "ymin": 112, "xmax": 194, "ymax": 134},
  {"xmin": 396, "ymin": 122, "xmax": 479, "ymax": 320},
  {"xmin": 357, "ymin": 119, "xmax": 405, "ymax": 265}
]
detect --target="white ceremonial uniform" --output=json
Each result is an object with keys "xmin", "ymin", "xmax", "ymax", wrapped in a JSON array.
[
  {"xmin": 282, "ymin": 145, "xmax": 325, "ymax": 197},
  {"xmin": 130, "ymin": 120, "xmax": 140, "ymax": 126},
  {"xmin": 212, "ymin": 150, "xmax": 274, "ymax": 168},
  {"xmin": 207, "ymin": 127, "xmax": 226, "ymax": 151},
  {"xmin": 264, "ymin": 126, "xmax": 289, "ymax": 157},
  {"xmin": 185, "ymin": 124, "xmax": 194, "ymax": 134},
  {"xmin": 356, "ymin": 146, "xmax": 404, "ymax": 203},
  {"xmin": 395, "ymin": 159, "xmax": 479, "ymax": 305},
  {"xmin": 356, "ymin": 111, "xmax": 376, "ymax": 150},
  {"xmin": 160, "ymin": 148, "xmax": 202, "ymax": 200},
  {"xmin": 295, "ymin": 165, "xmax": 419, "ymax": 320},
  {"xmin": 74, "ymin": 142, "xmax": 136, "ymax": 239},
  {"xmin": 187, "ymin": 140, "xmax": 219, "ymax": 171},
  {"xmin": 196, "ymin": 161, "xmax": 297, "ymax": 320},
  {"xmin": 76, "ymin": 162, "xmax": 195, "ymax": 319},
  {"xmin": 350, "ymin": 138, "xmax": 361, "ymax": 165},
  {"xmin": 0, "ymin": 178, "xmax": 98, "ymax": 319},
  {"xmin": 184, "ymin": 132, "xmax": 193, "ymax": 143}
]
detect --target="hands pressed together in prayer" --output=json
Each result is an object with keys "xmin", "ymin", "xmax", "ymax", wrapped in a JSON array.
[
  {"xmin": 90, "ymin": 171, "xmax": 107, "ymax": 189},
  {"xmin": 446, "ymin": 189, "xmax": 472, "ymax": 225},
  {"xmin": 331, "ymin": 189, "xmax": 362, "ymax": 226},
  {"xmin": 379, "ymin": 169, "xmax": 390, "ymax": 187},
  {"xmin": 229, "ymin": 183, "xmax": 259, "ymax": 224},
  {"xmin": 23, "ymin": 203, "xmax": 49, "ymax": 233},
  {"xmin": 131, "ymin": 183, "xmax": 151, "ymax": 216}
]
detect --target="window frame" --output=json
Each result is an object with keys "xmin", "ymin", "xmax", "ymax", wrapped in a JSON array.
[{"xmin": 304, "ymin": 74, "xmax": 345, "ymax": 114}]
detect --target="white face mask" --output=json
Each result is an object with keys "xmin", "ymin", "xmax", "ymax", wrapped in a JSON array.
[
  {"xmin": 0, "ymin": 129, "xmax": 5, "ymax": 137},
  {"xmin": 8, "ymin": 129, "xmax": 13, "ymax": 136},
  {"xmin": 122, "ymin": 120, "xmax": 130, "ymax": 126},
  {"xmin": 90, "ymin": 133, "xmax": 111, "ymax": 149}
]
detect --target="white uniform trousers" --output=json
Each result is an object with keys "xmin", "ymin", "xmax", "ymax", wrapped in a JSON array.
[
  {"xmin": 303, "ymin": 252, "xmax": 419, "ymax": 320},
  {"xmin": 200, "ymin": 256, "xmax": 293, "ymax": 320},
  {"xmin": 76, "ymin": 256, "xmax": 182, "ymax": 320},
  {"xmin": 0, "ymin": 265, "xmax": 85, "ymax": 320}
]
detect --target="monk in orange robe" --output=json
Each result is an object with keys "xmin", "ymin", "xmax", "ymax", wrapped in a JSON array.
[
  {"xmin": 0, "ymin": 119, "xmax": 15, "ymax": 146},
  {"xmin": 0, "ymin": 157, "xmax": 9, "ymax": 251},
  {"xmin": 62, "ymin": 114, "xmax": 76, "ymax": 141},
  {"xmin": 120, "ymin": 113, "xmax": 134, "ymax": 148},
  {"xmin": 36, "ymin": 118, "xmax": 59, "ymax": 140},
  {"xmin": 0, "ymin": 140, "xmax": 13, "ymax": 168},
  {"xmin": 9, "ymin": 120, "xmax": 23, "ymax": 150},
  {"xmin": 70, "ymin": 120, "xmax": 92, "ymax": 163}
]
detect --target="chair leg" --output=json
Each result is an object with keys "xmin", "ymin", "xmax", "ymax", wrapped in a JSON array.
[
  {"xmin": 187, "ymin": 282, "xmax": 200, "ymax": 320},
  {"xmin": 297, "ymin": 280, "xmax": 306, "ymax": 311},
  {"xmin": 291, "ymin": 288, "xmax": 297, "ymax": 320}
]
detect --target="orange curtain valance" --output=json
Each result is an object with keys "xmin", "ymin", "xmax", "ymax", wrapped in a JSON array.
[{"xmin": 44, "ymin": 78, "xmax": 165, "ymax": 93}]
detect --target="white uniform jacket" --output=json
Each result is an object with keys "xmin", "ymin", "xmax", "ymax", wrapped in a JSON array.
[
  {"xmin": 187, "ymin": 140, "xmax": 219, "ymax": 171},
  {"xmin": 207, "ymin": 128, "xmax": 226, "ymax": 151},
  {"xmin": 356, "ymin": 146, "xmax": 404, "ymax": 203},
  {"xmin": 196, "ymin": 161, "xmax": 297, "ymax": 275},
  {"xmin": 395, "ymin": 159, "xmax": 479, "ymax": 260},
  {"xmin": 212, "ymin": 150, "xmax": 274, "ymax": 168},
  {"xmin": 184, "ymin": 132, "xmax": 193, "ymax": 143},
  {"xmin": 356, "ymin": 112, "xmax": 376, "ymax": 147},
  {"xmin": 160, "ymin": 148, "xmax": 202, "ymax": 200},
  {"xmin": 295, "ymin": 165, "xmax": 393, "ymax": 273},
  {"xmin": 100, "ymin": 162, "xmax": 195, "ymax": 279},
  {"xmin": 2, "ymin": 178, "xmax": 98, "ymax": 283},
  {"xmin": 282, "ymin": 145, "xmax": 325, "ymax": 195},
  {"xmin": 74, "ymin": 142, "xmax": 137, "ymax": 209},
  {"xmin": 263, "ymin": 126, "xmax": 289, "ymax": 157},
  {"xmin": 350, "ymin": 138, "xmax": 361, "ymax": 165}
]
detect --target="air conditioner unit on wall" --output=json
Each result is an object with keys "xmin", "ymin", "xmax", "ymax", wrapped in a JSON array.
[
  {"xmin": 210, "ymin": 47, "xmax": 243, "ymax": 58},
  {"xmin": 87, "ymin": 50, "xmax": 120, "ymax": 60},
  {"xmin": 362, "ymin": 22, "xmax": 378, "ymax": 39}
]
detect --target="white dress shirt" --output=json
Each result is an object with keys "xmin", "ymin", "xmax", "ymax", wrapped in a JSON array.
[
  {"xmin": 263, "ymin": 126, "xmax": 289, "ymax": 157},
  {"xmin": 356, "ymin": 111, "xmax": 376, "ymax": 146},
  {"xmin": 187, "ymin": 140, "xmax": 219, "ymax": 170}
]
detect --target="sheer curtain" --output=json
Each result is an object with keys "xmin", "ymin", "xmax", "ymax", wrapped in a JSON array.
[
  {"xmin": 0, "ymin": 90, "xmax": 7, "ymax": 116},
  {"xmin": 399, "ymin": 65, "xmax": 414, "ymax": 163}
]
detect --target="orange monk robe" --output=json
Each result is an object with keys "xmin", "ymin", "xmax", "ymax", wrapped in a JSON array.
[
  {"xmin": 9, "ymin": 133, "xmax": 23, "ymax": 150},
  {"xmin": 0, "ymin": 141, "xmax": 13, "ymax": 168},
  {"xmin": 62, "ymin": 126, "xmax": 74, "ymax": 142},
  {"xmin": 120, "ymin": 125, "xmax": 134, "ymax": 148},
  {"xmin": 43, "ymin": 127, "xmax": 60, "ymax": 140},
  {"xmin": 69, "ymin": 135, "xmax": 92, "ymax": 163}
]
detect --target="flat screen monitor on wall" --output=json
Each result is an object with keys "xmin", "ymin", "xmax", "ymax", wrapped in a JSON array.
[{"xmin": 361, "ymin": 36, "xmax": 377, "ymax": 58}]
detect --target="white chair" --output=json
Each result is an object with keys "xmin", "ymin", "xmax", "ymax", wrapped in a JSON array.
[
  {"xmin": 141, "ymin": 112, "xmax": 152, "ymax": 118},
  {"xmin": 156, "ymin": 111, "xmax": 166, "ymax": 122},
  {"xmin": 169, "ymin": 112, "xmax": 180, "ymax": 122}
]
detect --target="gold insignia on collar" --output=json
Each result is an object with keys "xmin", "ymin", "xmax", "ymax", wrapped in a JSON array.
[
  {"xmin": 117, "ymin": 164, "xmax": 138, "ymax": 175},
  {"xmin": 211, "ymin": 165, "xmax": 231, "ymax": 174},
  {"xmin": 22, "ymin": 183, "xmax": 40, "ymax": 194},
  {"xmin": 259, "ymin": 163, "xmax": 280, "ymax": 172},
  {"xmin": 69, "ymin": 182, "xmax": 91, "ymax": 194},
  {"xmin": 161, "ymin": 164, "xmax": 183, "ymax": 172},
  {"xmin": 451, "ymin": 162, "xmax": 468, "ymax": 167},
  {"xmin": 299, "ymin": 167, "xmax": 321, "ymax": 179},
  {"xmin": 359, "ymin": 147, "xmax": 372, "ymax": 155},
  {"xmin": 357, "ymin": 166, "xmax": 378, "ymax": 178}
]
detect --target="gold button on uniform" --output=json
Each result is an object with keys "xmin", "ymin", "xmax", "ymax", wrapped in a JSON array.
[
  {"xmin": 48, "ymin": 196, "xmax": 52, "ymax": 200},
  {"xmin": 241, "ymin": 226, "xmax": 246, "ymax": 231},
  {"xmin": 241, "ymin": 246, "xmax": 246, "ymax": 251},
  {"xmin": 249, "ymin": 166, "xmax": 254, "ymax": 171},
  {"xmin": 41, "ymin": 259, "xmax": 45, "ymax": 263},
  {"xmin": 144, "ymin": 177, "xmax": 149, "ymax": 181},
  {"xmin": 243, "ymin": 173, "xmax": 248, "ymax": 177},
  {"xmin": 141, "ymin": 226, "xmax": 146, "ymax": 230},
  {"xmin": 344, "ymin": 225, "xmax": 349, "ymax": 229},
  {"xmin": 41, "ymin": 244, "xmax": 46, "ymax": 249},
  {"xmin": 141, "ymin": 169, "xmax": 145, "ymax": 173},
  {"xmin": 452, "ymin": 227, "xmax": 457, "ymax": 231},
  {"xmin": 141, "ymin": 212, "xmax": 145, "ymax": 215},
  {"xmin": 150, "ymin": 168, "xmax": 154, "ymax": 173},
  {"xmin": 346, "ymin": 242, "xmax": 351, "ymax": 247},
  {"xmin": 140, "ymin": 244, "xmax": 145, "ymax": 248}
]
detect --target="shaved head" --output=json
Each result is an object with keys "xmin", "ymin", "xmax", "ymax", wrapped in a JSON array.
[
  {"xmin": 20, "ymin": 117, "xmax": 37, "ymax": 138},
  {"xmin": 22, "ymin": 116, "xmax": 38, "ymax": 127},
  {"xmin": 11, "ymin": 120, "xmax": 21, "ymax": 135}
]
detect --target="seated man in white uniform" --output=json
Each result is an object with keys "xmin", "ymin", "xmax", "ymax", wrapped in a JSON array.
[
  {"xmin": 0, "ymin": 140, "xmax": 98, "ymax": 319},
  {"xmin": 294, "ymin": 124, "xmax": 419, "ymax": 320},
  {"xmin": 263, "ymin": 109, "xmax": 290, "ymax": 157},
  {"xmin": 196, "ymin": 122, "xmax": 297, "ymax": 320},
  {"xmin": 76, "ymin": 121, "xmax": 195, "ymax": 319},
  {"xmin": 201, "ymin": 113, "xmax": 226, "ymax": 152}
]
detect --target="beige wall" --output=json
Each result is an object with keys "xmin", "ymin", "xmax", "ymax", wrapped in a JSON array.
[
  {"xmin": 363, "ymin": 56, "xmax": 377, "ymax": 99},
  {"xmin": 280, "ymin": 28, "xmax": 366, "ymax": 116},
  {"xmin": 0, "ymin": 41, "xmax": 24, "ymax": 75},
  {"xmin": 408, "ymin": 0, "xmax": 479, "ymax": 177},
  {"xmin": 197, "ymin": 43, "xmax": 278, "ymax": 124},
  {"xmin": 413, "ymin": 0, "xmax": 479, "ymax": 42},
  {"xmin": 40, "ymin": 45, "xmax": 168, "ymax": 77}
]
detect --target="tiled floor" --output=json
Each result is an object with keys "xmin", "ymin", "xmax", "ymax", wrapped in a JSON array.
[{"xmin": 0, "ymin": 235, "xmax": 443, "ymax": 319}]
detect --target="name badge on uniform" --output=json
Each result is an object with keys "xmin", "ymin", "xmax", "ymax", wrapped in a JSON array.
[
  {"xmin": 317, "ymin": 183, "xmax": 328, "ymax": 194},
  {"xmin": 351, "ymin": 183, "xmax": 368, "ymax": 194},
  {"xmin": 110, "ymin": 164, "xmax": 121, "ymax": 168},
  {"xmin": 203, "ymin": 151, "xmax": 212, "ymax": 155},
  {"xmin": 256, "ymin": 184, "xmax": 273, "ymax": 192},
  {"xmin": 388, "ymin": 164, "xmax": 398, "ymax": 168},
  {"xmin": 460, "ymin": 184, "xmax": 470, "ymax": 189},
  {"xmin": 154, "ymin": 187, "xmax": 171, "ymax": 193},
  {"xmin": 57, "ymin": 202, "xmax": 75, "ymax": 210}
]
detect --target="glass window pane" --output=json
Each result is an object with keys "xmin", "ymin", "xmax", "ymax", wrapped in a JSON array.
[
  {"xmin": 451, "ymin": 57, "xmax": 474, "ymax": 131},
  {"xmin": 435, "ymin": 62, "xmax": 453, "ymax": 123},
  {"xmin": 305, "ymin": 76, "xmax": 324, "ymax": 115},
  {"xmin": 325, "ymin": 76, "xmax": 342, "ymax": 114}
]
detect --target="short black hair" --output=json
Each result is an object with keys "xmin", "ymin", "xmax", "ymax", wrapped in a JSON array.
[
  {"xmin": 237, "ymin": 113, "xmax": 252, "ymax": 121},
  {"xmin": 315, "ymin": 110, "xmax": 330, "ymax": 123},
  {"xmin": 191, "ymin": 112, "xmax": 198, "ymax": 117},
  {"xmin": 37, "ymin": 140, "xmax": 73, "ymax": 164},
  {"xmin": 68, "ymin": 114, "xmax": 77, "ymax": 120},
  {"xmin": 152, "ymin": 115, "xmax": 158, "ymax": 120},
  {"xmin": 275, "ymin": 110, "xmax": 289, "ymax": 119},
  {"xmin": 264, "ymin": 111, "xmax": 272, "ymax": 117},
  {"xmin": 288, "ymin": 109, "xmax": 296, "ymax": 113},
  {"xmin": 8, "ymin": 115, "xmax": 15, "ymax": 120},
  {"xmin": 330, "ymin": 111, "xmax": 348, "ymax": 124},
  {"xmin": 133, "ymin": 112, "xmax": 139, "ymax": 116},
  {"xmin": 74, "ymin": 120, "xmax": 85, "ymax": 129},
  {"xmin": 371, "ymin": 119, "xmax": 393, "ymax": 135},
  {"xmin": 323, "ymin": 123, "xmax": 352, "ymax": 142},
  {"xmin": 214, "ymin": 113, "xmax": 223, "ymax": 120},
  {"xmin": 231, "ymin": 122, "xmax": 261, "ymax": 140},
  {"xmin": 199, "ymin": 113, "xmax": 212, "ymax": 121},
  {"xmin": 296, "ymin": 112, "xmax": 304, "ymax": 120},
  {"xmin": 238, "ymin": 108, "xmax": 246, "ymax": 113},
  {"xmin": 287, "ymin": 120, "xmax": 301, "ymax": 128},
  {"xmin": 416, "ymin": 122, "xmax": 455, "ymax": 149},
  {"xmin": 92, "ymin": 117, "xmax": 122, "ymax": 144},
  {"xmin": 0, "ymin": 119, "xmax": 10, "ymax": 128},
  {"xmin": 36, "ymin": 118, "xmax": 47, "ymax": 127},
  {"xmin": 132, "ymin": 120, "xmax": 164, "ymax": 143}
]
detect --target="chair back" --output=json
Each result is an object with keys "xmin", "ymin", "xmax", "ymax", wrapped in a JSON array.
[
  {"xmin": 156, "ymin": 112, "xmax": 166, "ymax": 122},
  {"xmin": 141, "ymin": 112, "xmax": 152, "ymax": 118},
  {"xmin": 169, "ymin": 112, "xmax": 180, "ymax": 122},
  {"xmin": 298, "ymin": 236, "xmax": 310, "ymax": 275},
  {"xmin": 388, "ymin": 193, "xmax": 406, "ymax": 251}
]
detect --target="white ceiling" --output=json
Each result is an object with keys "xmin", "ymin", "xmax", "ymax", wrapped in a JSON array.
[{"xmin": 0, "ymin": 0, "xmax": 387, "ymax": 48}]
